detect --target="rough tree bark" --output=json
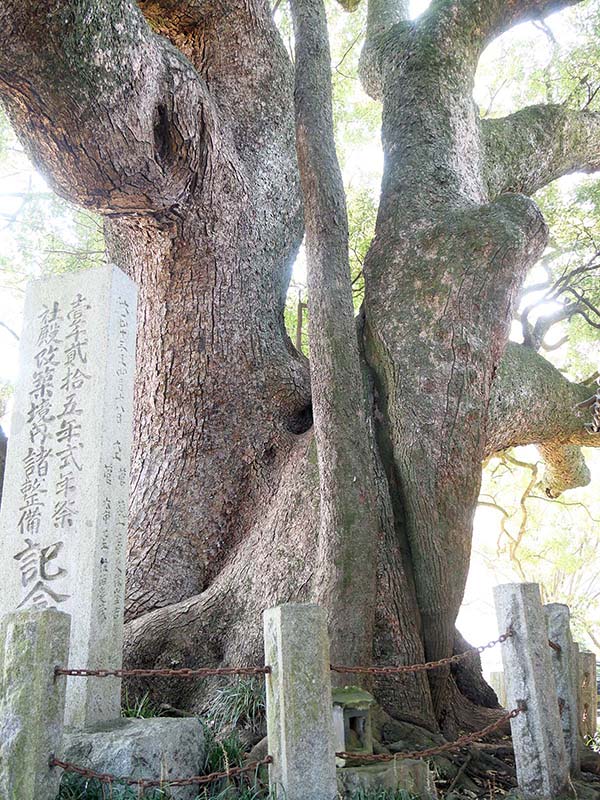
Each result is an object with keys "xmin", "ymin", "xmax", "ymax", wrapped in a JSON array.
[{"xmin": 1, "ymin": 0, "xmax": 599, "ymax": 734}]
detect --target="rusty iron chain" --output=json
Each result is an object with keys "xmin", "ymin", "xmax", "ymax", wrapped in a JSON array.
[
  {"xmin": 55, "ymin": 666, "xmax": 270, "ymax": 679},
  {"xmin": 331, "ymin": 629, "xmax": 514, "ymax": 676},
  {"xmin": 49, "ymin": 755, "xmax": 273, "ymax": 788},
  {"xmin": 57, "ymin": 630, "xmax": 514, "ymax": 682},
  {"xmin": 336, "ymin": 706, "xmax": 524, "ymax": 763}
]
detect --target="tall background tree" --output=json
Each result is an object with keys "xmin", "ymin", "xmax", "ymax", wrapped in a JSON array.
[{"xmin": 1, "ymin": 0, "xmax": 600, "ymax": 736}]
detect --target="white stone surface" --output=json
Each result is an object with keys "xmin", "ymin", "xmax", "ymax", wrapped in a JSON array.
[
  {"xmin": 579, "ymin": 651, "xmax": 598, "ymax": 740},
  {"xmin": 62, "ymin": 717, "xmax": 205, "ymax": 800},
  {"xmin": 0, "ymin": 265, "xmax": 137, "ymax": 728},
  {"xmin": 337, "ymin": 760, "xmax": 437, "ymax": 799},
  {"xmin": 544, "ymin": 603, "xmax": 580, "ymax": 776},
  {"xmin": 263, "ymin": 603, "xmax": 338, "ymax": 800},
  {"xmin": 488, "ymin": 670, "xmax": 507, "ymax": 707},
  {"xmin": 0, "ymin": 609, "xmax": 71, "ymax": 800},
  {"xmin": 494, "ymin": 582, "xmax": 569, "ymax": 799}
]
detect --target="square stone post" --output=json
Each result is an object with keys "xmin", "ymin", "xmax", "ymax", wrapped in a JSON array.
[
  {"xmin": 579, "ymin": 651, "xmax": 597, "ymax": 740},
  {"xmin": 0, "ymin": 609, "xmax": 71, "ymax": 800},
  {"xmin": 544, "ymin": 603, "xmax": 580, "ymax": 776},
  {"xmin": 0, "ymin": 265, "xmax": 137, "ymax": 729},
  {"xmin": 263, "ymin": 604, "xmax": 337, "ymax": 800},
  {"xmin": 494, "ymin": 583, "xmax": 569, "ymax": 799},
  {"xmin": 573, "ymin": 642, "xmax": 582, "ymax": 737},
  {"xmin": 488, "ymin": 671, "xmax": 507, "ymax": 707}
]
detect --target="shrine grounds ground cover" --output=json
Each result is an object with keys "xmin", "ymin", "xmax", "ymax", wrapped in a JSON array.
[{"xmin": 57, "ymin": 780, "xmax": 418, "ymax": 800}]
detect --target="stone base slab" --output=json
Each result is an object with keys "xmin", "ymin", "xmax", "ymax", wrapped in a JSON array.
[
  {"xmin": 62, "ymin": 717, "xmax": 205, "ymax": 800},
  {"xmin": 337, "ymin": 759, "xmax": 438, "ymax": 799}
]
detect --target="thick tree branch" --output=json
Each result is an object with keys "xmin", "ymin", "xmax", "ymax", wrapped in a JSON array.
[
  {"xmin": 483, "ymin": 105, "xmax": 600, "ymax": 198},
  {"xmin": 290, "ymin": 0, "xmax": 381, "ymax": 666},
  {"xmin": 487, "ymin": 341, "xmax": 593, "ymax": 454},
  {"xmin": 486, "ymin": 342, "xmax": 600, "ymax": 498},
  {"xmin": 430, "ymin": 0, "xmax": 583, "ymax": 53},
  {"xmin": 0, "ymin": 0, "xmax": 209, "ymax": 214}
]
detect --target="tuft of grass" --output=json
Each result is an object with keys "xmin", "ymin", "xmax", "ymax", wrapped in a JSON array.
[
  {"xmin": 201, "ymin": 724, "xmax": 245, "ymax": 775},
  {"xmin": 121, "ymin": 690, "xmax": 163, "ymax": 719},
  {"xmin": 205, "ymin": 679, "xmax": 266, "ymax": 733},
  {"xmin": 586, "ymin": 731, "xmax": 600, "ymax": 752},
  {"xmin": 57, "ymin": 772, "xmax": 169, "ymax": 799},
  {"xmin": 194, "ymin": 787, "xmax": 270, "ymax": 800},
  {"xmin": 58, "ymin": 773, "xmax": 271, "ymax": 800}
]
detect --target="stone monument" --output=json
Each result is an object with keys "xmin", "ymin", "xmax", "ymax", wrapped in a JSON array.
[{"xmin": 0, "ymin": 264, "xmax": 137, "ymax": 728}]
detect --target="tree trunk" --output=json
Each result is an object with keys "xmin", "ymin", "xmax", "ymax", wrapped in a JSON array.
[{"xmin": 1, "ymin": 0, "xmax": 599, "ymax": 734}]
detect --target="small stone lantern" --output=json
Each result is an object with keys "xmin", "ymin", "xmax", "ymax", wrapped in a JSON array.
[{"xmin": 332, "ymin": 686, "xmax": 376, "ymax": 766}]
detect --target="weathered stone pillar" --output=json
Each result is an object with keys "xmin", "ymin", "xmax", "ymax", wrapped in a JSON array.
[
  {"xmin": 544, "ymin": 603, "xmax": 580, "ymax": 776},
  {"xmin": 263, "ymin": 604, "xmax": 337, "ymax": 800},
  {"xmin": 579, "ymin": 651, "xmax": 597, "ymax": 740},
  {"xmin": 0, "ymin": 609, "xmax": 71, "ymax": 800},
  {"xmin": 0, "ymin": 265, "xmax": 137, "ymax": 728},
  {"xmin": 488, "ymin": 670, "xmax": 507, "ymax": 707},
  {"xmin": 573, "ymin": 642, "xmax": 582, "ymax": 736},
  {"xmin": 494, "ymin": 583, "xmax": 569, "ymax": 799}
]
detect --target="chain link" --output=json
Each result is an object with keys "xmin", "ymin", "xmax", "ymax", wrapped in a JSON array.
[
  {"xmin": 336, "ymin": 706, "xmax": 524, "ymax": 763},
  {"xmin": 55, "ymin": 666, "xmax": 270, "ymax": 679},
  {"xmin": 331, "ymin": 629, "xmax": 514, "ymax": 676},
  {"xmin": 50, "ymin": 755, "xmax": 273, "ymax": 788},
  {"xmin": 58, "ymin": 631, "xmax": 516, "ymax": 682}
]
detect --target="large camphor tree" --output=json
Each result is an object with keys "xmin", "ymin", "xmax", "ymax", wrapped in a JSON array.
[{"xmin": 1, "ymin": 0, "xmax": 600, "ymax": 735}]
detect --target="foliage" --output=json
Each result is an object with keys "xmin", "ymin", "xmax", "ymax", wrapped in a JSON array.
[
  {"xmin": 121, "ymin": 690, "xmax": 164, "ymax": 719},
  {"xmin": 57, "ymin": 772, "xmax": 269, "ymax": 800},
  {"xmin": 477, "ymin": 448, "xmax": 600, "ymax": 651},
  {"xmin": 475, "ymin": 2, "xmax": 600, "ymax": 118},
  {"xmin": 201, "ymin": 725, "xmax": 246, "ymax": 775},
  {"xmin": 0, "ymin": 105, "xmax": 105, "ymax": 287},
  {"xmin": 0, "ymin": 102, "xmax": 105, "ymax": 403},
  {"xmin": 204, "ymin": 678, "xmax": 266, "ymax": 734},
  {"xmin": 587, "ymin": 731, "xmax": 600, "ymax": 753}
]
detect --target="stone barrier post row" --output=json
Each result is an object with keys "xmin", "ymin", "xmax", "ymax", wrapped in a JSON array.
[
  {"xmin": 494, "ymin": 583, "xmax": 570, "ymax": 800},
  {"xmin": 263, "ymin": 604, "xmax": 338, "ymax": 800},
  {"xmin": 544, "ymin": 603, "xmax": 580, "ymax": 777},
  {"xmin": 0, "ymin": 608, "xmax": 71, "ymax": 800},
  {"xmin": 579, "ymin": 650, "xmax": 598, "ymax": 741}
]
